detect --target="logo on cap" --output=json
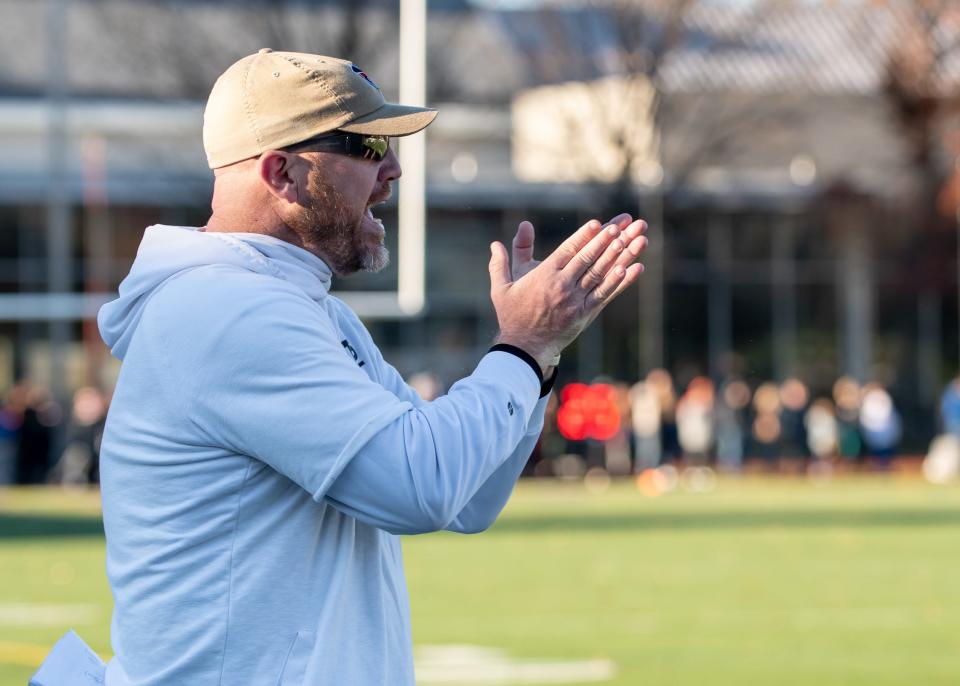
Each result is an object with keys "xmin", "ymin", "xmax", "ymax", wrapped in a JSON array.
[{"xmin": 351, "ymin": 64, "xmax": 380, "ymax": 92}]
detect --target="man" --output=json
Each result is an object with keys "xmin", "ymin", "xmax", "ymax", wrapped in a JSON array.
[{"xmin": 95, "ymin": 50, "xmax": 646, "ymax": 685}]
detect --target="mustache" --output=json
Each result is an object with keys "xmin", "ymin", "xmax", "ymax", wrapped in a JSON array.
[{"xmin": 367, "ymin": 183, "xmax": 392, "ymax": 206}]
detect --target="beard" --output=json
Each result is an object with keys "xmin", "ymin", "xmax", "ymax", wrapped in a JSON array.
[{"xmin": 287, "ymin": 169, "xmax": 390, "ymax": 276}]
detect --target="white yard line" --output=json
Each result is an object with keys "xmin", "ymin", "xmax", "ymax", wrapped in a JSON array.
[
  {"xmin": 415, "ymin": 645, "xmax": 616, "ymax": 685},
  {"xmin": 0, "ymin": 603, "xmax": 99, "ymax": 626}
]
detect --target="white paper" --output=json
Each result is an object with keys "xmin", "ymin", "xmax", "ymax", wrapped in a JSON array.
[{"xmin": 29, "ymin": 630, "xmax": 106, "ymax": 686}]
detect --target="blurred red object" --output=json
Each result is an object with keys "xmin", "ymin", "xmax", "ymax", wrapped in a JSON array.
[{"xmin": 557, "ymin": 383, "xmax": 621, "ymax": 441}]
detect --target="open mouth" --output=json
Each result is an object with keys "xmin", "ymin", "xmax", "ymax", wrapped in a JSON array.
[{"xmin": 365, "ymin": 199, "xmax": 386, "ymax": 229}]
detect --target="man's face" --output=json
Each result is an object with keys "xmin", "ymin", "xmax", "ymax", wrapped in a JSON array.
[{"xmin": 287, "ymin": 146, "xmax": 402, "ymax": 276}]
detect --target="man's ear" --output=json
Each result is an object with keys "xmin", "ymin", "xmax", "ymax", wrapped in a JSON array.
[{"xmin": 256, "ymin": 151, "xmax": 300, "ymax": 203}]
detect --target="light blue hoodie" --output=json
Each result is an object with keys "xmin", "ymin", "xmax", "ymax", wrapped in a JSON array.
[{"xmin": 97, "ymin": 225, "xmax": 549, "ymax": 686}]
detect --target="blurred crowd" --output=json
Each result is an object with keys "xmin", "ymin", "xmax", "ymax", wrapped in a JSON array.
[
  {"xmin": 0, "ymin": 383, "xmax": 108, "ymax": 486},
  {"xmin": 3, "ymin": 368, "xmax": 960, "ymax": 487},
  {"xmin": 531, "ymin": 371, "xmax": 920, "ymax": 479}
]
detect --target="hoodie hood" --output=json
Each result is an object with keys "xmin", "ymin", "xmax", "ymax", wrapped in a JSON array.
[{"xmin": 98, "ymin": 225, "xmax": 333, "ymax": 359}]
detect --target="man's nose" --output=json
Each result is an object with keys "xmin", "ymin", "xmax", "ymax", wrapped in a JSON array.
[{"xmin": 378, "ymin": 146, "xmax": 402, "ymax": 183}]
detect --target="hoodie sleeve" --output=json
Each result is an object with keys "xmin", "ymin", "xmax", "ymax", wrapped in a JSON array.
[
  {"xmin": 441, "ymin": 393, "xmax": 550, "ymax": 533},
  {"xmin": 330, "ymin": 319, "xmax": 551, "ymax": 533},
  {"xmin": 324, "ymin": 352, "xmax": 544, "ymax": 534},
  {"xmin": 162, "ymin": 269, "xmax": 543, "ymax": 529}
]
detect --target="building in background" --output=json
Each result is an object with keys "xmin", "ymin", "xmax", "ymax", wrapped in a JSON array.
[{"xmin": 0, "ymin": 0, "xmax": 958, "ymax": 452}]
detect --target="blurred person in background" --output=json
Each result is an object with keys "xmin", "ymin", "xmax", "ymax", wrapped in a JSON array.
[
  {"xmin": 604, "ymin": 382, "xmax": 633, "ymax": 475},
  {"xmin": 554, "ymin": 379, "xmax": 622, "ymax": 472},
  {"xmin": 833, "ymin": 376, "xmax": 864, "ymax": 462},
  {"xmin": 928, "ymin": 379, "xmax": 960, "ymax": 484},
  {"xmin": 15, "ymin": 385, "xmax": 62, "ymax": 485},
  {"xmin": 676, "ymin": 376, "xmax": 715, "ymax": 465},
  {"xmin": 0, "ymin": 382, "xmax": 30, "ymax": 484},
  {"xmin": 648, "ymin": 368, "xmax": 680, "ymax": 463},
  {"xmin": 629, "ymin": 377, "xmax": 662, "ymax": 471},
  {"xmin": 82, "ymin": 50, "xmax": 648, "ymax": 686},
  {"xmin": 406, "ymin": 371, "xmax": 443, "ymax": 402},
  {"xmin": 715, "ymin": 377, "xmax": 751, "ymax": 472},
  {"xmin": 750, "ymin": 381, "xmax": 782, "ymax": 465},
  {"xmin": 859, "ymin": 383, "xmax": 902, "ymax": 466},
  {"xmin": 939, "ymin": 377, "xmax": 960, "ymax": 437},
  {"xmin": 779, "ymin": 378, "xmax": 810, "ymax": 466},
  {"xmin": 51, "ymin": 387, "xmax": 109, "ymax": 486},
  {"xmin": 805, "ymin": 398, "xmax": 839, "ymax": 461}
]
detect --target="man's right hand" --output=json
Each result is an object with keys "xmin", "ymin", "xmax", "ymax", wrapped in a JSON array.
[{"xmin": 488, "ymin": 213, "xmax": 648, "ymax": 374}]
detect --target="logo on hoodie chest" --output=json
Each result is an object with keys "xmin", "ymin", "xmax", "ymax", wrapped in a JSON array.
[{"xmin": 341, "ymin": 339, "xmax": 366, "ymax": 368}]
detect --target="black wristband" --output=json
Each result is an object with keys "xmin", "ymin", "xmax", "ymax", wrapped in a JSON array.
[{"xmin": 488, "ymin": 343, "xmax": 543, "ymax": 385}]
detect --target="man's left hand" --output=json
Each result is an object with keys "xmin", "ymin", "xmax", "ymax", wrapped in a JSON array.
[{"xmin": 510, "ymin": 213, "xmax": 643, "ymax": 281}]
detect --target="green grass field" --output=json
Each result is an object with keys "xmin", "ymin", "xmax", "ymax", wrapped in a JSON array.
[{"xmin": 2, "ymin": 477, "xmax": 959, "ymax": 685}]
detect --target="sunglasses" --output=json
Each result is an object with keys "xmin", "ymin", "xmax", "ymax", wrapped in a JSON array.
[{"xmin": 286, "ymin": 131, "xmax": 390, "ymax": 162}]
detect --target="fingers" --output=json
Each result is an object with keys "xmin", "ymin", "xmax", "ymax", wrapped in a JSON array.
[
  {"xmin": 512, "ymin": 221, "xmax": 535, "ymax": 267},
  {"xmin": 608, "ymin": 262, "xmax": 645, "ymax": 300},
  {"xmin": 620, "ymin": 219, "xmax": 647, "ymax": 241},
  {"xmin": 602, "ymin": 213, "xmax": 633, "ymax": 231},
  {"xmin": 544, "ymin": 212, "xmax": 647, "ymax": 282},
  {"xmin": 586, "ymin": 262, "xmax": 644, "ymax": 309},
  {"xmin": 561, "ymin": 222, "xmax": 623, "ymax": 282},
  {"xmin": 574, "ymin": 219, "xmax": 647, "ymax": 288},
  {"xmin": 542, "ymin": 219, "xmax": 604, "ymax": 270},
  {"xmin": 610, "ymin": 230, "xmax": 648, "ymax": 272},
  {"xmin": 579, "ymin": 233, "xmax": 625, "ymax": 291},
  {"xmin": 488, "ymin": 241, "xmax": 511, "ymax": 290}
]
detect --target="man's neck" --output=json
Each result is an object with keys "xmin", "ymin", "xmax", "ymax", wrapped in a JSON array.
[
  {"xmin": 205, "ymin": 211, "xmax": 334, "ymax": 269},
  {"xmin": 204, "ymin": 210, "xmax": 273, "ymax": 235}
]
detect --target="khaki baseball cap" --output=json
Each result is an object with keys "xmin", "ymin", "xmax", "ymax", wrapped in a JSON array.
[{"xmin": 203, "ymin": 49, "xmax": 438, "ymax": 169}]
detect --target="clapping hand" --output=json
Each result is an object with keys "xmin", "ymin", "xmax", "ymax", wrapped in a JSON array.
[{"xmin": 489, "ymin": 213, "xmax": 648, "ymax": 373}]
